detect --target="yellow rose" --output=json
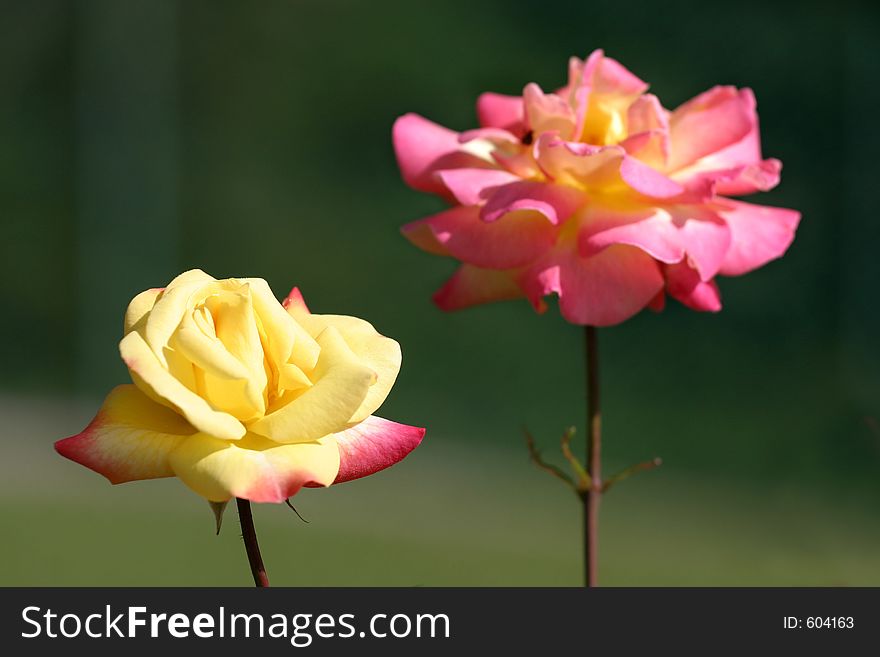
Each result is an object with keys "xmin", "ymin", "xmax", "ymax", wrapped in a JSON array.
[{"xmin": 56, "ymin": 269, "xmax": 424, "ymax": 503}]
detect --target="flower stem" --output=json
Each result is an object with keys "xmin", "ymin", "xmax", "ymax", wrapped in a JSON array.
[
  {"xmin": 236, "ymin": 498, "xmax": 270, "ymax": 587},
  {"xmin": 583, "ymin": 326, "xmax": 601, "ymax": 587}
]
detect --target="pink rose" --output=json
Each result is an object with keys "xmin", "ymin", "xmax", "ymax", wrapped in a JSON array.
[{"xmin": 394, "ymin": 49, "xmax": 800, "ymax": 325}]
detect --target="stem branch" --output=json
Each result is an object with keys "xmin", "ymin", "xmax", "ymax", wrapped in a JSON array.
[{"xmin": 525, "ymin": 428, "xmax": 576, "ymax": 491}]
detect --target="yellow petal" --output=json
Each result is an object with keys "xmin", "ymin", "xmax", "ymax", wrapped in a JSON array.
[
  {"xmin": 168, "ymin": 432, "xmax": 340, "ymax": 502},
  {"xmin": 120, "ymin": 330, "xmax": 246, "ymax": 440},
  {"xmin": 123, "ymin": 288, "xmax": 163, "ymax": 334},
  {"xmin": 247, "ymin": 326, "xmax": 375, "ymax": 443},
  {"xmin": 245, "ymin": 277, "xmax": 320, "ymax": 373},
  {"xmin": 279, "ymin": 362, "xmax": 312, "ymax": 391},
  {"xmin": 173, "ymin": 323, "xmax": 251, "ymax": 381},
  {"xmin": 55, "ymin": 385, "xmax": 194, "ymax": 484},
  {"xmin": 166, "ymin": 268, "xmax": 216, "ymax": 290},
  {"xmin": 290, "ymin": 312, "xmax": 401, "ymax": 423},
  {"xmin": 206, "ymin": 286, "xmax": 266, "ymax": 389},
  {"xmin": 144, "ymin": 269, "xmax": 216, "ymax": 366}
]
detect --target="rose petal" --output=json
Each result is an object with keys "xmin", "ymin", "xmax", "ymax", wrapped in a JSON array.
[
  {"xmin": 619, "ymin": 156, "xmax": 685, "ymax": 199},
  {"xmin": 673, "ymin": 207, "xmax": 732, "ymax": 281},
  {"xmin": 330, "ymin": 415, "xmax": 425, "ymax": 485},
  {"xmin": 458, "ymin": 127, "xmax": 521, "ymax": 146},
  {"xmin": 247, "ymin": 326, "xmax": 375, "ymax": 444},
  {"xmin": 677, "ymin": 159, "xmax": 782, "ymax": 197},
  {"xmin": 120, "ymin": 330, "xmax": 246, "ymax": 441},
  {"xmin": 142, "ymin": 269, "xmax": 216, "ymax": 366},
  {"xmin": 436, "ymin": 168, "xmax": 521, "ymax": 206},
  {"xmin": 433, "ymin": 264, "xmax": 523, "ymax": 311},
  {"xmin": 566, "ymin": 50, "xmax": 646, "ymax": 145},
  {"xmin": 534, "ymin": 134, "xmax": 624, "ymax": 189},
  {"xmin": 169, "ymin": 432, "xmax": 339, "ymax": 503},
  {"xmin": 285, "ymin": 310, "xmax": 402, "ymax": 424},
  {"xmin": 535, "ymin": 134, "xmax": 683, "ymax": 199},
  {"xmin": 668, "ymin": 86, "xmax": 754, "ymax": 171},
  {"xmin": 55, "ymin": 384, "xmax": 194, "ymax": 484},
  {"xmin": 578, "ymin": 206, "xmax": 685, "ymax": 263},
  {"xmin": 717, "ymin": 200, "xmax": 801, "ymax": 276},
  {"xmin": 523, "ymin": 83, "xmax": 576, "ymax": 140},
  {"xmin": 619, "ymin": 130, "xmax": 668, "ymax": 170},
  {"xmin": 480, "ymin": 180, "xmax": 586, "ymax": 225},
  {"xmin": 282, "ymin": 286, "xmax": 310, "ymax": 314},
  {"xmin": 672, "ymin": 89, "xmax": 782, "ymax": 196},
  {"xmin": 592, "ymin": 51, "xmax": 649, "ymax": 96},
  {"xmin": 407, "ymin": 205, "xmax": 557, "ymax": 270},
  {"xmin": 521, "ymin": 243, "xmax": 664, "ymax": 326},
  {"xmin": 247, "ymin": 277, "xmax": 319, "ymax": 373},
  {"xmin": 124, "ymin": 287, "xmax": 163, "ymax": 334},
  {"xmin": 476, "ymin": 92, "xmax": 525, "ymax": 132},
  {"xmin": 664, "ymin": 261, "xmax": 722, "ymax": 311},
  {"xmin": 392, "ymin": 113, "xmax": 493, "ymax": 195},
  {"xmin": 647, "ymin": 290, "xmax": 666, "ymax": 312},
  {"xmin": 401, "ymin": 219, "xmax": 451, "ymax": 257},
  {"xmin": 627, "ymin": 94, "xmax": 669, "ymax": 136}
]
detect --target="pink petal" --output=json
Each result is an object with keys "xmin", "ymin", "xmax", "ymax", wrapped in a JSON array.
[
  {"xmin": 713, "ymin": 159, "xmax": 782, "ymax": 196},
  {"xmin": 433, "ymin": 264, "xmax": 523, "ymax": 311},
  {"xmin": 412, "ymin": 205, "xmax": 557, "ymax": 270},
  {"xmin": 401, "ymin": 219, "xmax": 451, "ymax": 257},
  {"xmin": 578, "ymin": 206, "xmax": 685, "ymax": 263},
  {"xmin": 672, "ymin": 89, "xmax": 781, "ymax": 196},
  {"xmin": 523, "ymin": 83, "xmax": 576, "ymax": 140},
  {"xmin": 458, "ymin": 127, "xmax": 521, "ymax": 145},
  {"xmin": 535, "ymin": 134, "xmax": 683, "ymax": 200},
  {"xmin": 55, "ymin": 385, "xmax": 193, "ymax": 485},
  {"xmin": 668, "ymin": 86, "xmax": 754, "ymax": 171},
  {"xmin": 647, "ymin": 290, "xmax": 666, "ymax": 312},
  {"xmin": 392, "ymin": 113, "xmax": 492, "ymax": 195},
  {"xmin": 436, "ymin": 168, "xmax": 521, "ymax": 206},
  {"xmin": 593, "ymin": 53, "xmax": 649, "ymax": 95},
  {"xmin": 673, "ymin": 207, "xmax": 732, "ymax": 281},
  {"xmin": 476, "ymin": 92, "xmax": 525, "ymax": 132},
  {"xmin": 623, "ymin": 94, "xmax": 670, "ymax": 167},
  {"xmin": 565, "ymin": 50, "xmax": 647, "ymax": 139},
  {"xmin": 282, "ymin": 286, "xmax": 310, "ymax": 313},
  {"xmin": 678, "ymin": 159, "xmax": 781, "ymax": 197},
  {"xmin": 665, "ymin": 261, "xmax": 722, "ymax": 312},
  {"xmin": 627, "ymin": 94, "xmax": 669, "ymax": 134},
  {"xmin": 491, "ymin": 147, "xmax": 544, "ymax": 180},
  {"xmin": 331, "ymin": 416, "xmax": 425, "ymax": 485},
  {"xmin": 567, "ymin": 50, "xmax": 604, "ymax": 138},
  {"xmin": 534, "ymin": 134, "xmax": 624, "ymax": 188},
  {"xmin": 716, "ymin": 200, "xmax": 801, "ymax": 276},
  {"xmin": 619, "ymin": 130, "xmax": 668, "ymax": 169},
  {"xmin": 619, "ymin": 155, "xmax": 685, "ymax": 199},
  {"xmin": 699, "ymin": 88, "xmax": 761, "ymax": 167},
  {"xmin": 521, "ymin": 243, "xmax": 664, "ymax": 326},
  {"xmin": 480, "ymin": 180, "xmax": 586, "ymax": 225}
]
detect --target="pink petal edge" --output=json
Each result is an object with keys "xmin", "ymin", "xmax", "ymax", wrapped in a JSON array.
[{"xmin": 330, "ymin": 415, "xmax": 426, "ymax": 485}]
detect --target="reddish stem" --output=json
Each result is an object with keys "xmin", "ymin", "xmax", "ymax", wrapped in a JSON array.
[
  {"xmin": 584, "ymin": 326, "xmax": 602, "ymax": 587},
  {"xmin": 236, "ymin": 498, "xmax": 270, "ymax": 587}
]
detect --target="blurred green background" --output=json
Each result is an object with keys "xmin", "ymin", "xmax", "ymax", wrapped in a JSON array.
[{"xmin": 2, "ymin": 0, "xmax": 879, "ymax": 586}]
